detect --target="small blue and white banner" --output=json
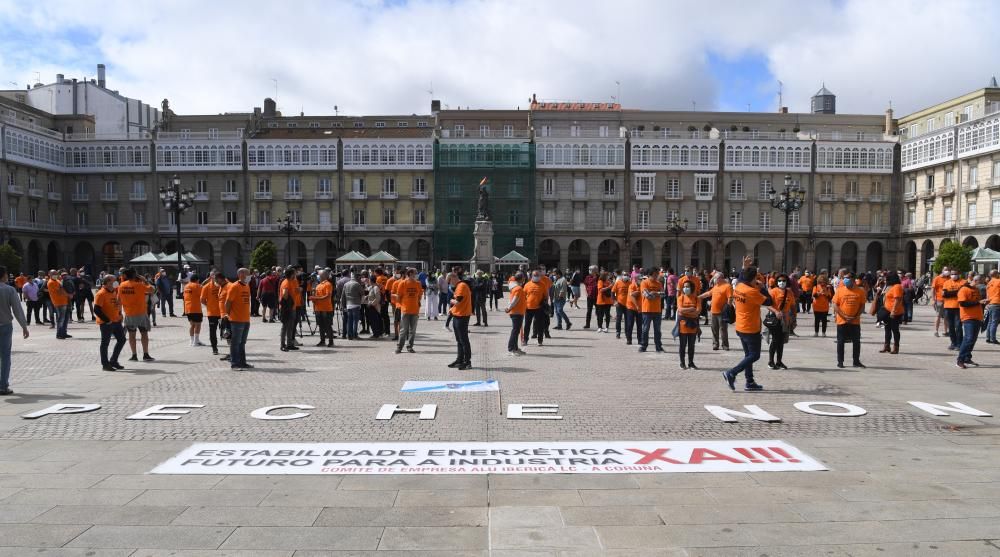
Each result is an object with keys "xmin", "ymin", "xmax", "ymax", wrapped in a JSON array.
[{"xmin": 401, "ymin": 380, "xmax": 499, "ymax": 393}]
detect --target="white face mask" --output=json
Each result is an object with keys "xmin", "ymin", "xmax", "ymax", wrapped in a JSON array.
[
  {"xmin": 531, "ymin": 277, "xmax": 540, "ymax": 283},
  {"xmin": 777, "ymin": 281, "xmax": 787, "ymax": 288},
  {"xmin": 242, "ymin": 277, "xmax": 251, "ymax": 284},
  {"xmin": 111, "ymin": 281, "xmax": 119, "ymax": 290},
  {"xmin": 682, "ymin": 287, "xmax": 692, "ymax": 294}
]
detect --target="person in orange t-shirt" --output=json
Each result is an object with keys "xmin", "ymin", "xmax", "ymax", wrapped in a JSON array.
[
  {"xmin": 625, "ymin": 275, "xmax": 640, "ymax": 345},
  {"xmin": 767, "ymin": 275, "xmax": 795, "ymax": 370},
  {"xmin": 505, "ymin": 272, "xmax": 527, "ymax": 355},
  {"xmin": 676, "ymin": 282, "xmax": 701, "ymax": 369},
  {"xmin": 310, "ymin": 270, "xmax": 335, "ymax": 347},
  {"xmin": 699, "ymin": 272, "xmax": 732, "ymax": 351},
  {"xmin": 611, "ymin": 273, "xmax": 631, "ymax": 339},
  {"xmin": 931, "ymin": 268, "xmax": 949, "ymax": 337},
  {"xmin": 225, "ymin": 268, "xmax": 252, "ymax": 369},
  {"xmin": 594, "ymin": 272, "xmax": 614, "ymax": 333},
  {"xmin": 880, "ymin": 272, "xmax": 905, "ymax": 354},
  {"xmin": 639, "ymin": 267, "xmax": 664, "ymax": 352},
  {"xmin": 811, "ymin": 275, "xmax": 833, "ymax": 337},
  {"xmin": 723, "ymin": 256, "xmax": 780, "ymax": 392},
  {"xmin": 522, "ymin": 270, "xmax": 548, "ymax": 346},
  {"xmin": 94, "ymin": 275, "xmax": 125, "ymax": 371},
  {"xmin": 183, "ymin": 275, "xmax": 203, "ymax": 347},
  {"xmin": 279, "ymin": 268, "xmax": 300, "ymax": 351},
  {"xmin": 448, "ymin": 270, "xmax": 473, "ymax": 369},
  {"xmin": 940, "ymin": 269, "xmax": 965, "ymax": 350},
  {"xmin": 798, "ymin": 271, "xmax": 815, "ymax": 314},
  {"xmin": 47, "ymin": 270, "xmax": 72, "ymax": 339},
  {"xmin": 394, "ymin": 268, "xmax": 423, "ymax": 354},
  {"xmin": 200, "ymin": 271, "xmax": 225, "ymax": 355},
  {"xmin": 956, "ymin": 275, "xmax": 987, "ymax": 368},
  {"xmin": 831, "ymin": 272, "xmax": 867, "ymax": 369},
  {"xmin": 117, "ymin": 269, "xmax": 154, "ymax": 362},
  {"xmin": 14, "ymin": 274, "xmax": 26, "ymax": 301},
  {"xmin": 389, "ymin": 272, "xmax": 404, "ymax": 340},
  {"xmin": 986, "ymin": 270, "xmax": 1000, "ymax": 344}
]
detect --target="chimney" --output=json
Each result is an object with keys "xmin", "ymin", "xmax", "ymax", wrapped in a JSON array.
[
  {"xmin": 431, "ymin": 99, "xmax": 441, "ymax": 113},
  {"xmin": 885, "ymin": 107, "xmax": 894, "ymax": 135},
  {"xmin": 56, "ymin": 74, "xmax": 64, "ymax": 84},
  {"xmin": 97, "ymin": 64, "xmax": 106, "ymax": 88},
  {"xmin": 263, "ymin": 97, "xmax": 276, "ymax": 118},
  {"xmin": 72, "ymin": 78, "xmax": 78, "ymax": 115},
  {"xmin": 780, "ymin": 106, "xmax": 788, "ymax": 114}
]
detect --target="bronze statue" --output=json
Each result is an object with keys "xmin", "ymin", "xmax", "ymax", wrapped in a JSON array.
[{"xmin": 477, "ymin": 183, "xmax": 491, "ymax": 221}]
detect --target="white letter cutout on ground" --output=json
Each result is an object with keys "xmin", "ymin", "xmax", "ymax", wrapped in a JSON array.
[
  {"xmin": 507, "ymin": 404, "xmax": 561, "ymax": 420},
  {"xmin": 794, "ymin": 401, "xmax": 867, "ymax": 417},
  {"xmin": 21, "ymin": 404, "xmax": 101, "ymax": 420},
  {"xmin": 251, "ymin": 405, "xmax": 315, "ymax": 421},
  {"xmin": 705, "ymin": 404, "xmax": 781, "ymax": 423},
  {"xmin": 376, "ymin": 404, "xmax": 437, "ymax": 420},
  {"xmin": 908, "ymin": 401, "xmax": 992, "ymax": 417},
  {"xmin": 127, "ymin": 404, "xmax": 205, "ymax": 420}
]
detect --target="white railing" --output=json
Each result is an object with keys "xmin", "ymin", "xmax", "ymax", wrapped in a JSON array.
[
  {"xmin": 539, "ymin": 222, "xmax": 575, "ymax": 231},
  {"xmin": 221, "ymin": 192, "xmax": 239, "ymax": 201},
  {"xmin": 869, "ymin": 194, "xmax": 886, "ymax": 202},
  {"xmin": 65, "ymin": 131, "xmax": 152, "ymax": 141},
  {"xmin": 349, "ymin": 191, "xmax": 367, "ymax": 200},
  {"xmin": 633, "ymin": 190, "xmax": 654, "ymax": 200},
  {"xmin": 380, "ymin": 191, "xmax": 398, "ymax": 200},
  {"xmin": 411, "ymin": 191, "xmax": 428, "ymax": 199},
  {"xmin": 8, "ymin": 222, "xmax": 64, "ymax": 232},
  {"xmin": 158, "ymin": 224, "xmax": 242, "ymax": 233},
  {"xmin": 344, "ymin": 224, "xmax": 430, "ymax": 231},
  {"xmin": 844, "ymin": 194, "xmax": 864, "ymax": 202},
  {"xmin": 100, "ymin": 192, "xmax": 118, "ymax": 201},
  {"xmin": 71, "ymin": 193, "xmax": 89, "ymax": 202},
  {"xmin": 27, "ymin": 188, "xmax": 43, "ymax": 198},
  {"xmin": 192, "ymin": 192, "xmax": 208, "ymax": 201},
  {"xmin": 0, "ymin": 113, "xmax": 64, "ymax": 138},
  {"xmin": 47, "ymin": 191, "xmax": 61, "ymax": 201},
  {"xmin": 130, "ymin": 192, "xmax": 148, "ymax": 201},
  {"xmin": 253, "ymin": 191, "xmax": 272, "ymax": 200},
  {"xmin": 157, "ymin": 130, "xmax": 243, "ymax": 140},
  {"xmin": 728, "ymin": 193, "xmax": 746, "ymax": 201},
  {"xmin": 695, "ymin": 191, "xmax": 714, "ymax": 201},
  {"xmin": 314, "ymin": 191, "xmax": 334, "ymax": 200},
  {"xmin": 6, "ymin": 185, "xmax": 23, "ymax": 195},
  {"xmin": 284, "ymin": 191, "xmax": 303, "ymax": 200},
  {"xmin": 818, "ymin": 193, "xmax": 837, "ymax": 202}
]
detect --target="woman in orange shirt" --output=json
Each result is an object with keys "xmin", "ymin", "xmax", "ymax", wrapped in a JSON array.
[
  {"xmin": 676, "ymin": 281, "xmax": 701, "ymax": 369},
  {"xmin": 812, "ymin": 275, "xmax": 833, "ymax": 337},
  {"xmin": 767, "ymin": 274, "xmax": 795, "ymax": 370},
  {"xmin": 880, "ymin": 272, "xmax": 905, "ymax": 354},
  {"xmin": 595, "ymin": 272, "xmax": 614, "ymax": 333}
]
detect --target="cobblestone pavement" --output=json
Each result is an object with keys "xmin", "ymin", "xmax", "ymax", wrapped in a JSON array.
[{"xmin": 0, "ymin": 302, "xmax": 998, "ymax": 555}]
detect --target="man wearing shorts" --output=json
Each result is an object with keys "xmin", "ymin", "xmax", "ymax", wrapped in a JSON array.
[
  {"xmin": 184, "ymin": 274, "xmax": 203, "ymax": 346},
  {"xmin": 118, "ymin": 268, "xmax": 154, "ymax": 362}
]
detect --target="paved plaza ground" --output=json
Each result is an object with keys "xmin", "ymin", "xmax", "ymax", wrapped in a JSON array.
[{"xmin": 0, "ymin": 301, "xmax": 998, "ymax": 555}]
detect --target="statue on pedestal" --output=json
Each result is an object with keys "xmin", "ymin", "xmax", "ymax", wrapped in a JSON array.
[{"xmin": 476, "ymin": 181, "xmax": 491, "ymax": 221}]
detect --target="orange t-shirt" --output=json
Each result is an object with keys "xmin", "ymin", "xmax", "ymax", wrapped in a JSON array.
[
  {"xmin": 678, "ymin": 275, "xmax": 702, "ymax": 296},
  {"xmin": 117, "ymin": 280, "xmax": 149, "ymax": 317},
  {"xmin": 311, "ymin": 281, "xmax": 334, "ymax": 312},
  {"xmin": 640, "ymin": 277, "xmax": 663, "ymax": 314},
  {"xmin": 611, "ymin": 279, "xmax": 630, "ymax": 306},
  {"xmin": 225, "ymin": 281, "xmax": 251, "ymax": 323},
  {"xmin": 48, "ymin": 278, "xmax": 69, "ymax": 306},
  {"xmin": 280, "ymin": 278, "xmax": 302, "ymax": 308},
  {"xmin": 376, "ymin": 274, "xmax": 387, "ymax": 291},
  {"xmin": 709, "ymin": 282, "xmax": 733, "ymax": 315},
  {"xmin": 94, "ymin": 288, "xmax": 122, "ymax": 324},
  {"xmin": 396, "ymin": 278, "xmax": 423, "ymax": 315},
  {"xmin": 831, "ymin": 286, "xmax": 866, "ymax": 325},
  {"xmin": 988, "ymin": 278, "xmax": 1000, "ymax": 305},
  {"xmin": 523, "ymin": 281, "xmax": 546, "ymax": 310},
  {"xmin": 883, "ymin": 284, "xmax": 904, "ymax": 317},
  {"xmin": 626, "ymin": 280, "xmax": 640, "ymax": 311},
  {"xmin": 769, "ymin": 287, "xmax": 795, "ymax": 315},
  {"xmin": 508, "ymin": 284, "xmax": 526, "ymax": 315},
  {"xmin": 596, "ymin": 279, "xmax": 614, "ymax": 305},
  {"xmin": 201, "ymin": 281, "xmax": 222, "ymax": 317},
  {"xmin": 677, "ymin": 293, "xmax": 700, "ymax": 334},
  {"xmin": 14, "ymin": 276, "xmax": 26, "ymax": 290},
  {"xmin": 183, "ymin": 282, "xmax": 202, "ymax": 315},
  {"xmin": 385, "ymin": 277, "xmax": 398, "ymax": 307},
  {"xmin": 932, "ymin": 275, "xmax": 946, "ymax": 302},
  {"xmin": 539, "ymin": 274, "xmax": 552, "ymax": 295},
  {"xmin": 958, "ymin": 284, "xmax": 984, "ymax": 322},
  {"xmin": 450, "ymin": 281, "xmax": 472, "ymax": 317},
  {"xmin": 733, "ymin": 282, "xmax": 768, "ymax": 334},
  {"xmin": 217, "ymin": 280, "xmax": 230, "ymax": 317},
  {"xmin": 942, "ymin": 278, "xmax": 963, "ymax": 309},
  {"xmin": 798, "ymin": 275, "xmax": 815, "ymax": 293},
  {"xmin": 812, "ymin": 284, "xmax": 832, "ymax": 313}
]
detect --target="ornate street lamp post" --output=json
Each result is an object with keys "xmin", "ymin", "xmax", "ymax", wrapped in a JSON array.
[
  {"xmin": 769, "ymin": 174, "xmax": 806, "ymax": 273},
  {"xmin": 159, "ymin": 174, "xmax": 194, "ymax": 291},
  {"xmin": 666, "ymin": 216, "xmax": 688, "ymax": 269},
  {"xmin": 277, "ymin": 211, "xmax": 301, "ymax": 266}
]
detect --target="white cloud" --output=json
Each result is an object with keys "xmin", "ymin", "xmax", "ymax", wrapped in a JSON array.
[{"xmin": 0, "ymin": 0, "xmax": 996, "ymax": 117}]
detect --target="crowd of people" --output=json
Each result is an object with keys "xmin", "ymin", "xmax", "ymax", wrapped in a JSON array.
[{"xmin": 0, "ymin": 256, "xmax": 996, "ymax": 396}]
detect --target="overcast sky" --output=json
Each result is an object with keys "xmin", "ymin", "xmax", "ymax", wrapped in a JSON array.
[{"xmin": 1, "ymin": 0, "xmax": 997, "ymax": 118}]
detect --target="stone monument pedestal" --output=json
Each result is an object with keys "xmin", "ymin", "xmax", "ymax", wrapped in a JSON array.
[{"xmin": 471, "ymin": 220, "xmax": 494, "ymax": 273}]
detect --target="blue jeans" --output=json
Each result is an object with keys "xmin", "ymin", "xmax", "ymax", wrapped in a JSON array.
[
  {"xmin": 640, "ymin": 312, "xmax": 662, "ymax": 350},
  {"xmin": 508, "ymin": 314, "xmax": 524, "ymax": 352},
  {"xmin": 904, "ymin": 299, "xmax": 914, "ymax": 322},
  {"xmin": 958, "ymin": 320, "xmax": 981, "ymax": 363},
  {"xmin": 346, "ymin": 307, "xmax": 360, "ymax": 339},
  {"xmin": 945, "ymin": 308, "xmax": 962, "ymax": 348},
  {"xmin": 554, "ymin": 299, "xmax": 570, "ymax": 328},
  {"xmin": 727, "ymin": 331, "xmax": 761, "ymax": 385},
  {"xmin": 987, "ymin": 305, "xmax": 1000, "ymax": 343},
  {"xmin": 0, "ymin": 323, "xmax": 11, "ymax": 390},
  {"xmin": 56, "ymin": 305, "xmax": 70, "ymax": 337},
  {"xmin": 230, "ymin": 321, "xmax": 250, "ymax": 367}
]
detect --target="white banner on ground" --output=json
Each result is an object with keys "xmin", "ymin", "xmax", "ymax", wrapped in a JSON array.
[
  {"xmin": 151, "ymin": 440, "xmax": 825, "ymax": 475},
  {"xmin": 401, "ymin": 380, "xmax": 499, "ymax": 393}
]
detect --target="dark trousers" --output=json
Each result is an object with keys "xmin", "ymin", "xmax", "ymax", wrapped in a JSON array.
[
  {"xmin": 615, "ymin": 304, "xmax": 627, "ymax": 334},
  {"xmin": 508, "ymin": 314, "xmax": 523, "ymax": 352},
  {"xmin": 251, "ymin": 295, "xmax": 260, "ymax": 316},
  {"xmin": 438, "ymin": 292, "xmax": 449, "ymax": 315},
  {"xmin": 75, "ymin": 295, "xmax": 92, "ymax": 320},
  {"xmin": 727, "ymin": 331, "xmax": 762, "ymax": 385},
  {"xmin": 945, "ymin": 308, "xmax": 963, "ymax": 348},
  {"xmin": 25, "ymin": 300, "xmax": 40, "ymax": 324},
  {"xmin": 452, "ymin": 315, "xmax": 471, "ymax": 364},
  {"xmin": 207, "ymin": 316, "xmax": 219, "ymax": 351},
  {"xmin": 99, "ymin": 322, "xmax": 126, "ymax": 366},
  {"xmin": 883, "ymin": 315, "xmax": 901, "ymax": 345},
  {"xmin": 381, "ymin": 303, "xmax": 391, "ymax": 334},
  {"xmin": 664, "ymin": 296, "xmax": 677, "ymax": 320},
  {"xmin": 814, "ymin": 312, "xmax": 829, "ymax": 335},
  {"xmin": 595, "ymin": 304, "xmax": 611, "ymax": 329},
  {"xmin": 475, "ymin": 298, "xmax": 488, "ymax": 325},
  {"xmin": 281, "ymin": 312, "xmax": 298, "ymax": 348},
  {"xmin": 524, "ymin": 308, "xmax": 545, "ymax": 344},
  {"xmin": 958, "ymin": 320, "xmax": 981, "ymax": 363},
  {"xmin": 160, "ymin": 292, "xmax": 174, "ymax": 316},
  {"xmin": 366, "ymin": 306, "xmax": 383, "ymax": 337},
  {"xmin": 585, "ymin": 295, "xmax": 596, "ymax": 327},
  {"xmin": 768, "ymin": 329, "xmax": 786, "ymax": 364},
  {"xmin": 624, "ymin": 309, "xmax": 636, "ymax": 343},
  {"xmin": 316, "ymin": 311, "xmax": 334, "ymax": 343},
  {"xmin": 836, "ymin": 323, "xmax": 862, "ymax": 365},
  {"xmin": 639, "ymin": 312, "xmax": 662, "ymax": 350},
  {"xmin": 679, "ymin": 333, "xmax": 696, "ymax": 365}
]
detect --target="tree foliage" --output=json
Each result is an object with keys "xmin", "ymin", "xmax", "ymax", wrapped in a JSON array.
[
  {"xmin": 249, "ymin": 240, "xmax": 277, "ymax": 271},
  {"xmin": 932, "ymin": 241, "xmax": 972, "ymax": 274},
  {"xmin": 0, "ymin": 244, "xmax": 22, "ymax": 275}
]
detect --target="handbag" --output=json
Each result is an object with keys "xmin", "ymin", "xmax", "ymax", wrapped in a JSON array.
[
  {"xmin": 722, "ymin": 299, "xmax": 736, "ymax": 324},
  {"xmin": 763, "ymin": 311, "xmax": 780, "ymax": 330}
]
